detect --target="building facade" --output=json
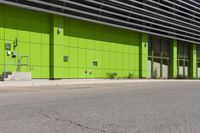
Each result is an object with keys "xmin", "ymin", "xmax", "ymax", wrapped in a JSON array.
[{"xmin": 0, "ymin": 0, "xmax": 199, "ymax": 79}]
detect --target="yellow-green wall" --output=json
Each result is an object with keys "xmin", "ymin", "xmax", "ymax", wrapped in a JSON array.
[{"xmin": 0, "ymin": 4, "xmax": 148, "ymax": 79}]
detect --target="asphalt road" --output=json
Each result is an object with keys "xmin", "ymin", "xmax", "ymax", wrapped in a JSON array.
[{"xmin": 0, "ymin": 81, "xmax": 200, "ymax": 133}]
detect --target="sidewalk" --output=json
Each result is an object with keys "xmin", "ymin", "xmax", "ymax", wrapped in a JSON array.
[{"xmin": 0, "ymin": 79, "xmax": 200, "ymax": 87}]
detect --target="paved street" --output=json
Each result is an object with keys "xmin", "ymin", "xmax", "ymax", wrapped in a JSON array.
[{"xmin": 0, "ymin": 81, "xmax": 200, "ymax": 133}]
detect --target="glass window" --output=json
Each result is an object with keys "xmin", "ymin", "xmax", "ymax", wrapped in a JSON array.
[
  {"xmin": 197, "ymin": 46, "xmax": 200, "ymax": 59},
  {"xmin": 148, "ymin": 37, "xmax": 152, "ymax": 56},
  {"xmin": 162, "ymin": 39, "xmax": 170, "ymax": 57},
  {"xmin": 184, "ymin": 45, "xmax": 189, "ymax": 59},
  {"xmin": 152, "ymin": 37, "xmax": 161, "ymax": 57},
  {"xmin": 178, "ymin": 44, "xmax": 184, "ymax": 59}
]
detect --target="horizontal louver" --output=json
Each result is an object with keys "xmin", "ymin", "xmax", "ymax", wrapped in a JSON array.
[{"xmin": 1, "ymin": 0, "xmax": 200, "ymax": 44}]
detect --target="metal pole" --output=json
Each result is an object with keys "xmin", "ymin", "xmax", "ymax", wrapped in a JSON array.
[{"xmin": 4, "ymin": 50, "xmax": 6, "ymax": 80}]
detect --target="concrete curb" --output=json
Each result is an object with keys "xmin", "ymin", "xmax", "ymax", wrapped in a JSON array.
[{"xmin": 0, "ymin": 79, "xmax": 200, "ymax": 87}]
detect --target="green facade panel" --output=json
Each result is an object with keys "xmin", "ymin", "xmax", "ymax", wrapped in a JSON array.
[
  {"xmin": 3, "ymin": 3, "xmax": 197, "ymax": 79},
  {"xmin": 0, "ymin": 15, "xmax": 4, "ymax": 40},
  {"xmin": 190, "ymin": 44, "xmax": 197, "ymax": 78},
  {"xmin": 0, "ymin": 4, "xmax": 51, "ymax": 79},
  {"xmin": 0, "ymin": 3, "xmax": 142, "ymax": 79},
  {"xmin": 139, "ymin": 33, "xmax": 148, "ymax": 78},
  {"xmin": 50, "ymin": 14, "xmax": 141, "ymax": 79},
  {"xmin": 170, "ymin": 40, "xmax": 178, "ymax": 78}
]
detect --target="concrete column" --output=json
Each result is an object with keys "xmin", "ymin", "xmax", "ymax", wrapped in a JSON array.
[
  {"xmin": 139, "ymin": 33, "xmax": 148, "ymax": 78},
  {"xmin": 170, "ymin": 40, "xmax": 177, "ymax": 78},
  {"xmin": 190, "ymin": 43, "xmax": 197, "ymax": 79},
  {"xmin": 50, "ymin": 15, "xmax": 64, "ymax": 79}
]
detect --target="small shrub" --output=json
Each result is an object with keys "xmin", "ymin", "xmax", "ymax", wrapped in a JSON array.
[
  {"xmin": 127, "ymin": 73, "xmax": 134, "ymax": 79},
  {"xmin": 106, "ymin": 73, "xmax": 117, "ymax": 79}
]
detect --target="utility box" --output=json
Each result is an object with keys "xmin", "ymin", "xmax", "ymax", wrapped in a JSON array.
[
  {"xmin": 63, "ymin": 56, "xmax": 69, "ymax": 62},
  {"xmin": 12, "ymin": 51, "xmax": 17, "ymax": 57},
  {"xmin": 5, "ymin": 42, "xmax": 11, "ymax": 50},
  {"xmin": 7, "ymin": 51, "xmax": 11, "ymax": 56}
]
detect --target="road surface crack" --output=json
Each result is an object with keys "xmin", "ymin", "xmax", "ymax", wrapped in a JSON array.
[{"xmin": 38, "ymin": 109, "xmax": 120, "ymax": 133}]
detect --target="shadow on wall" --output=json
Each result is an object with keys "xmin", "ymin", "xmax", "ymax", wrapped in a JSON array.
[
  {"xmin": 0, "ymin": 6, "xmax": 50, "ymax": 38},
  {"xmin": 0, "ymin": 4, "xmax": 51, "ymax": 78},
  {"xmin": 0, "ymin": 4, "xmax": 141, "ymax": 79},
  {"xmin": 64, "ymin": 17, "xmax": 140, "ymax": 47}
]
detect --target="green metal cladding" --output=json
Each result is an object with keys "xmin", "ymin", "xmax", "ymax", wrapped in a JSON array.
[
  {"xmin": 170, "ymin": 40, "xmax": 178, "ymax": 78},
  {"xmin": 139, "ymin": 33, "xmax": 148, "ymax": 78},
  {"xmin": 0, "ymin": 5, "xmax": 51, "ymax": 79},
  {"xmin": 0, "ymin": 4, "xmax": 147, "ymax": 79},
  {"xmin": 51, "ymin": 15, "xmax": 142, "ymax": 79},
  {"xmin": 190, "ymin": 44, "xmax": 197, "ymax": 78},
  {"xmin": 1, "ymin": 4, "xmax": 198, "ymax": 79}
]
